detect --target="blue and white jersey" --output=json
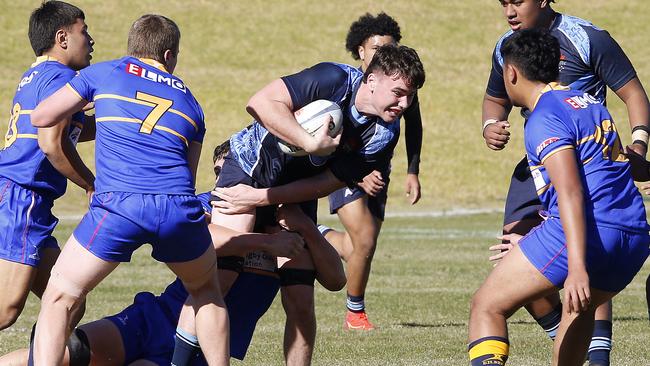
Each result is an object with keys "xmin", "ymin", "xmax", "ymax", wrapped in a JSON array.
[
  {"xmin": 67, "ymin": 56, "xmax": 205, "ymax": 195},
  {"xmin": 0, "ymin": 56, "xmax": 85, "ymax": 199},
  {"xmin": 230, "ymin": 62, "xmax": 400, "ymax": 188},
  {"xmin": 525, "ymin": 84, "xmax": 648, "ymax": 233},
  {"xmin": 487, "ymin": 14, "xmax": 636, "ymax": 117}
]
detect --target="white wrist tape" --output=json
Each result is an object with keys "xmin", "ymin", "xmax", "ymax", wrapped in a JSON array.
[{"xmin": 482, "ymin": 119, "xmax": 499, "ymax": 133}]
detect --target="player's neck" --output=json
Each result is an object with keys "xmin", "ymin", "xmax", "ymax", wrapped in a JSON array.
[
  {"xmin": 40, "ymin": 48, "xmax": 67, "ymax": 67},
  {"xmin": 537, "ymin": 9, "xmax": 558, "ymax": 30},
  {"xmin": 525, "ymin": 81, "xmax": 552, "ymax": 112},
  {"xmin": 353, "ymin": 83, "xmax": 376, "ymax": 116}
]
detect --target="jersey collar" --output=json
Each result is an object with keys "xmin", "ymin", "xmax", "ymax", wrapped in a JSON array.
[
  {"xmin": 31, "ymin": 55, "xmax": 62, "ymax": 67},
  {"xmin": 532, "ymin": 82, "xmax": 570, "ymax": 110},
  {"xmin": 138, "ymin": 58, "xmax": 169, "ymax": 73}
]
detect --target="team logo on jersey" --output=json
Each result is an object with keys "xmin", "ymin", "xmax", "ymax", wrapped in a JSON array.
[
  {"xmin": 17, "ymin": 71, "xmax": 38, "ymax": 91},
  {"xmin": 536, "ymin": 137, "xmax": 559, "ymax": 156},
  {"xmin": 564, "ymin": 93, "xmax": 599, "ymax": 109},
  {"xmin": 126, "ymin": 63, "xmax": 187, "ymax": 93}
]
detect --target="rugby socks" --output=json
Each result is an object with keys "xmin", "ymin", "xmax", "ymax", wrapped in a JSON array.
[
  {"xmin": 588, "ymin": 320, "xmax": 612, "ymax": 366},
  {"xmin": 534, "ymin": 303, "xmax": 562, "ymax": 340},
  {"xmin": 317, "ymin": 224, "xmax": 332, "ymax": 236},
  {"xmin": 468, "ymin": 336, "xmax": 509, "ymax": 366},
  {"xmin": 346, "ymin": 293, "xmax": 365, "ymax": 313},
  {"xmin": 171, "ymin": 327, "xmax": 201, "ymax": 366}
]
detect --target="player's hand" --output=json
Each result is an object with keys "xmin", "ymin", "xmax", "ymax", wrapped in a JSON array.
[
  {"xmin": 640, "ymin": 183, "xmax": 650, "ymax": 195},
  {"xmin": 483, "ymin": 121, "xmax": 510, "ymax": 150},
  {"xmin": 211, "ymin": 184, "xmax": 264, "ymax": 214},
  {"xmin": 267, "ymin": 230, "xmax": 305, "ymax": 258},
  {"xmin": 358, "ymin": 171, "xmax": 385, "ymax": 197},
  {"xmin": 276, "ymin": 204, "xmax": 310, "ymax": 233},
  {"xmin": 624, "ymin": 145, "xmax": 650, "ymax": 182},
  {"xmin": 405, "ymin": 173, "xmax": 421, "ymax": 204},
  {"xmin": 304, "ymin": 115, "xmax": 341, "ymax": 156},
  {"xmin": 564, "ymin": 267, "xmax": 591, "ymax": 314},
  {"xmin": 487, "ymin": 234, "xmax": 522, "ymax": 265}
]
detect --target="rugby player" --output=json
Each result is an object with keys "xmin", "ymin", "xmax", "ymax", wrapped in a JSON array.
[
  {"xmin": 28, "ymin": 15, "xmax": 229, "ymax": 365},
  {"xmin": 314, "ymin": 12, "xmax": 424, "ymax": 330},
  {"xmin": 482, "ymin": 1, "xmax": 650, "ymax": 364},
  {"xmin": 468, "ymin": 28, "xmax": 650, "ymax": 366},
  {"xmin": 0, "ymin": 0, "xmax": 94, "ymax": 331}
]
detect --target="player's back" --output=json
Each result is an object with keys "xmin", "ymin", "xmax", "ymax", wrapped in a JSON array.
[
  {"xmin": 67, "ymin": 57, "xmax": 205, "ymax": 195},
  {"xmin": 0, "ymin": 57, "xmax": 84, "ymax": 199},
  {"xmin": 525, "ymin": 87, "xmax": 648, "ymax": 233}
]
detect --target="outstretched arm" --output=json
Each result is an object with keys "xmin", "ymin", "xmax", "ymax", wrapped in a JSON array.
[
  {"xmin": 31, "ymin": 85, "xmax": 88, "ymax": 128},
  {"xmin": 614, "ymin": 77, "xmax": 650, "ymax": 156}
]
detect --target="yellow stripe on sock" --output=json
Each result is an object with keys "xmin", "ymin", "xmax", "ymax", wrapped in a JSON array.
[{"xmin": 469, "ymin": 339, "xmax": 509, "ymax": 360}]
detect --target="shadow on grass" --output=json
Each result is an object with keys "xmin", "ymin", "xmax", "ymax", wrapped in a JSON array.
[{"xmin": 399, "ymin": 315, "xmax": 648, "ymax": 329}]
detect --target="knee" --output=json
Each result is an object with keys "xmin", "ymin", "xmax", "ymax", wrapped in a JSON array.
[
  {"xmin": 282, "ymin": 289, "xmax": 315, "ymax": 323},
  {"xmin": 469, "ymin": 289, "xmax": 498, "ymax": 318},
  {"xmin": 0, "ymin": 304, "xmax": 22, "ymax": 330}
]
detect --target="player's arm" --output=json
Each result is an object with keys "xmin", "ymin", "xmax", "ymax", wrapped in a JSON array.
[
  {"xmin": 482, "ymin": 94, "xmax": 512, "ymax": 150},
  {"xmin": 38, "ymin": 118, "xmax": 94, "ymax": 194},
  {"xmin": 544, "ymin": 148, "xmax": 590, "ymax": 314},
  {"xmin": 188, "ymin": 141, "xmax": 202, "ymax": 186},
  {"xmin": 31, "ymin": 85, "xmax": 88, "ymax": 128},
  {"xmin": 277, "ymin": 205, "xmax": 346, "ymax": 291},
  {"xmin": 403, "ymin": 93, "xmax": 423, "ymax": 204},
  {"xmin": 613, "ymin": 77, "xmax": 650, "ymax": 156},
  {"xmin": 246, "ymin": 79, "xmax": 338, "ymax": 156},
  {"xmin": 208, "ymin": 224, "xmax": 304, "ymax": 259},
  {"xmin": 212, "ymin": 169, "xmax": 345, "ymax": 214}
]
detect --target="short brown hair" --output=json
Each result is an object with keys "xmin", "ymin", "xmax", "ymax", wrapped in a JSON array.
[
  {"xmin": 364, "ymin": 44, "xmax": 425, "ymax": 90},
  {"xmin": 127, "ymin": 14, "xmax": 180, "ymax": 62}
]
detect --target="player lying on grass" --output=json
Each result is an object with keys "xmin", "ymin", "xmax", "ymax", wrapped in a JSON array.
[
  {"xmin": 28, "ymin": 14, "xmax": 229, "ymax": 365},
  {"xmin": 0, "ymin": 0, "xmax": 94, "ymax": 332},
  {"xmin": 468, "ymin": 29, "xmax": 650, "ymax": 366},
  {"xmin": 316, "ymin": 12, "xmax": 424, "ymax": 331}
]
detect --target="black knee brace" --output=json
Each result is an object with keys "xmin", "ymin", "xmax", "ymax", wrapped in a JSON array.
[
  {"xmin": 67, "ymin": 328, "xmax": 91, "ymax": 366},
  {"xmin": 279, "ymin": 268, "xmax": 316, "ymax": 287},
  {"xmin": 217, "ymin": 256, "xmax": 244, "ymax": 273}
]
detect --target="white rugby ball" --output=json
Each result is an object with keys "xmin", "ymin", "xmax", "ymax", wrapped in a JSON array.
[{"xmin": 278, "ymin": 99, "xmax": 343, "ymax": 156}]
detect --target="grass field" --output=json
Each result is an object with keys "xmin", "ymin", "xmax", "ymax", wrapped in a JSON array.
[
  {"xmin": 1, "ymin": 214, "xmax": 649, "ymax": 364},
  {"xmin": 1, "ymin": 0, "xmax": 650, "ymax": 364}
]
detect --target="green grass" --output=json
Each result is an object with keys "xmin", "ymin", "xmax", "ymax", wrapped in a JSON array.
[{"xmin": 1, "ymin": 214, "xmax": 649, "ymax": 364}]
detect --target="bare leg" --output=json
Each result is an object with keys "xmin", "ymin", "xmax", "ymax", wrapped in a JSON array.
[
  {"xmin": 323, "ymin": 229, "xmax": 352, "ymax": 261},
  {"xmin": 553, "ymin": 289, "xmax": 615, "ymax": 366},
  {"xmin": 32, "ymin": 236, "xmax": 119, "ymax": 365},
  {"xmin": 0, "ymin": 260, "xmax": 37, "ymax": 330}
]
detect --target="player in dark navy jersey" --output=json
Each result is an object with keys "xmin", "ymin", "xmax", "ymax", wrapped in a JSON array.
[
  {"xmin": 27, "ymin": 15, "xmax": 229, "ymax": 365},
  {"xmin": 481, "ymin": 2, "xmax": 650, "ymax": 365},
  {"xmin": 0, "ymin": 1, "xmax": 94, "ymax": 332},
  {"xmin": 469, "ymin": 29, "xmax": 649, "ymax": 366},
  {"xmin": 315, "ymin": 12, "xmax": 425, "ymax": 331}
]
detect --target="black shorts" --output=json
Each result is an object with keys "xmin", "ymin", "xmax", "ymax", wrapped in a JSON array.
[{"xmin": 503, "ymin": 156, "xmax": 543, "ymax": 225}]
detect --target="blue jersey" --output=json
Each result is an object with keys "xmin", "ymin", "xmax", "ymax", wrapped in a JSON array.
[
  {"xmin": 488, "ymin": 14, "xmax": 636, "ymax": 117},
  {"xmin": 0, "ymin": 56, "xmax": 84, "ymax": 199},
  {"xmin": 525, "ymin": 85, "xmax": 648, "ymax": 233},
  {"xmin": 67, "ymin": 57, "xmax": 205, "ymax": 195},
  {"xmin": 229, "ymin": 62, "xmax": 399, "ymax": 188}
]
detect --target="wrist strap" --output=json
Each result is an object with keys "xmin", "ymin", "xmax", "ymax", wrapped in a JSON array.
[{"xmin": 482, "ymin": 119, "xmax": 499, "ymax": 133}]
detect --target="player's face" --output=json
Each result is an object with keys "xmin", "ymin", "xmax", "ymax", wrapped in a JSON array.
[
  {"xmin": 499, "ymin": 0, "xmax": 546, "ymax": 31},
  {"xmin": 66, "ymin": 18, "xmax": 94, "ymax": 71},
  {"xmin": 368, "ymin": 72, "xmax": 415, "ymax": 122},
  {"xmin": 358, "ymin": 35, "xmax": 397, "ymax": 71}
]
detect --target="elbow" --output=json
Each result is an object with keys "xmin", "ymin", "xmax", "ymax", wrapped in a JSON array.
[
  {"xmin": 37, "ymin": 135, "xmax": 58, "ymax": 157},
  {"xmin": 31, "ymin": 108, "xmax": 56, "ymax": 128}
]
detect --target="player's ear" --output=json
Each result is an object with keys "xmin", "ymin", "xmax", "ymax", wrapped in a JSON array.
[
  {"xmin": 358, "ymin": 45, "xmax": 365, "ymax": 61},
  {"xmin": 505, "ymin": 64, "xmax": 518, "ymax": 86},
  {"xmin": 539, "ymin": 0, "xmax": 551, "ymax": 9},
  {"xmin": 56, "ymin": 28, "xmax": 68, "ymax": 49},
  {"xmin": 366, "ymin": 73, "xmax": 377, "ymax": 93}
]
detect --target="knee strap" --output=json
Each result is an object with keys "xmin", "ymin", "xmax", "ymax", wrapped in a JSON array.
[
  {"xmin": 279, "ymin": 268, "xmax": 316, "ymax": 287},
  {"xmin": 67, "ymin": 328, "xmax": 91, "ymax": 366},
  {"xmin": 217, "ymin": 256, "xmax": 244, "ymax": 273}
]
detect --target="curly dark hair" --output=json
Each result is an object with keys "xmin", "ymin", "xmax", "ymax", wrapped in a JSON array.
[
  {"xmin": 345, "ymin": 12, "xmax": 402, "ymax": 60},
  {"xmin": 500, "ymin": 28, "xmax": 560, "ymax": 84}
]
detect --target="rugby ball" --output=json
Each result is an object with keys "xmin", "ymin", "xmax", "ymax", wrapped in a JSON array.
[{"xmin": 278, "ymin": 99, "xmax": 343, "ymax": 156}]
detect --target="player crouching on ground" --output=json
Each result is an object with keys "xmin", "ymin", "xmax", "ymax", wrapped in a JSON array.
[{"xmin": 467, "ymin": 29, "xmax": 650, "ymax": 366}]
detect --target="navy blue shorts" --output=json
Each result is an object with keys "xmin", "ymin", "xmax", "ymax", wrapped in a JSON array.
[
  {"xmin": 520, "ymin": 217, "xmax": 650, "ymax": 292},
  {"xmin": 0, "ymin": 178, "xmax": 58, "ymax": 267},
  {"xmin": 73, "ymin": 192, "xmax": 211, "ymax": 263},
  {"xmin": 503, "ymin": 156, "xmax": 543, "ymax": 225},
  {"xmin": 106, "ymin": 272, "xmax": 279, "ymax": 363}
]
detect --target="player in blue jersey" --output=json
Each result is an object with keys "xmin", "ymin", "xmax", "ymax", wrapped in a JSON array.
[
  {"xmin": 27, "ymin": 15, "xmax": 229, "ymax": 365},
  {"xmin": 468, "ymin": 29, "xmax": 650, "ymax": 366},
  {"xmin": 481, "ymin": 2, "xmax": 650, "ymax": 364},
  {"xmin": 315, "ymin": 12, "xmax": 424, "ymax": 331},
  {"xmin": 0, "ymin": 0, "xmax": 94, "ymax": 331}
]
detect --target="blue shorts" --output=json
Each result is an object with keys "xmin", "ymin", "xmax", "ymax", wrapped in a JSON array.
[
  {"xmin": 106, "ymin": 272, "xmax": 279, "ymax": 364},
  {"xmin": 73, "ymin": 192, "xmax": 211, "ymax": 262},
  {"xmin": 503, "ymin": 156, "xmax": 543, "ymax": 225},
  {"xmin": 0, "ymin": 178, "xmax": 58, "ymax": 267},
  {"xmin": 520, "ymin": 217, "xmax": 650, "ymax": 292},
  {"xmin": 328, "ymin": 180, "xmax": 389, "ymax": 221}
]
